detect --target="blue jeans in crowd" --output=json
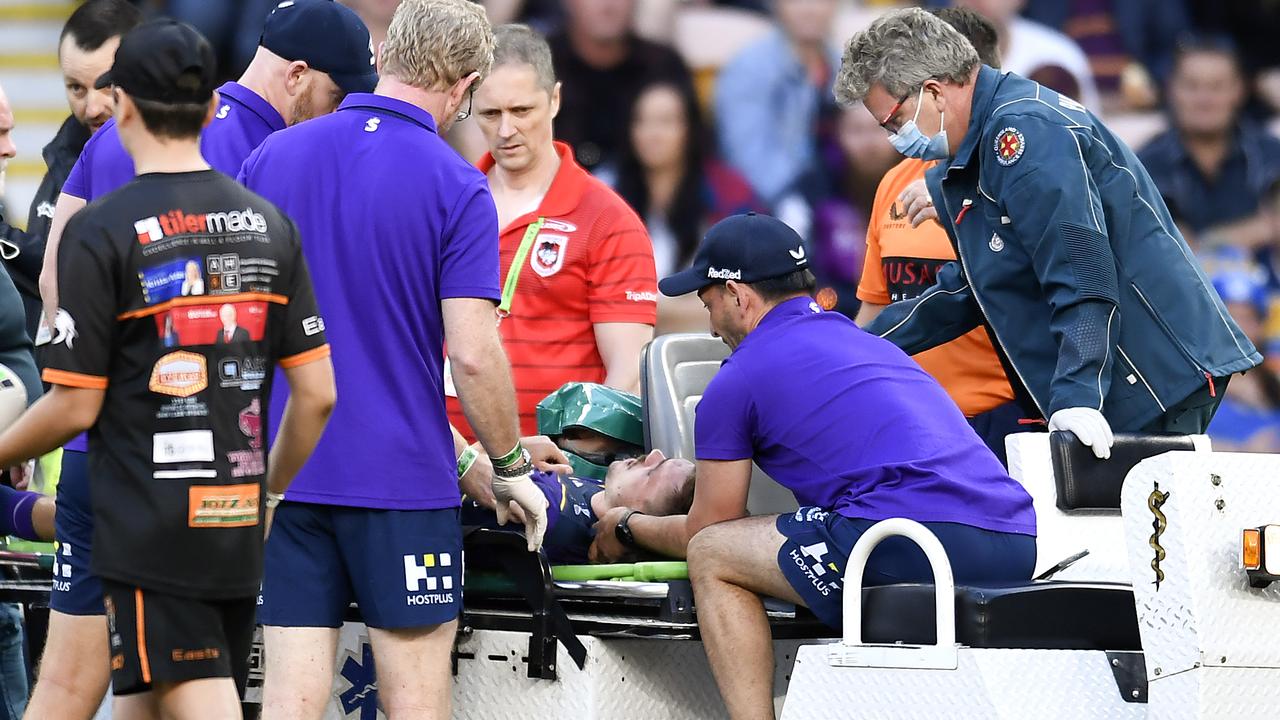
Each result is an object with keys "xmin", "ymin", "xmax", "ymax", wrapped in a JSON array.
[{"xmin": 0, "ymin": 603, "xmax": 27, "ymax": 719}]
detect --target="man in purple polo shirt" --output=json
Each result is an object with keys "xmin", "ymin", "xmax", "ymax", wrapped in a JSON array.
[
  {"xmin": 590, "ymin": 212, "xmax": 1037, "ymax": 719},
  {"xmin": 239, "ymin": 1, "xmax": 548, "ymax": 716},
  {"xmin": 25, "ymin": 4, "xmax": 376, "ymax": 718},
  {"xmin": 39, "ymin": 0, "xmax": 376, "ymax": 323}
]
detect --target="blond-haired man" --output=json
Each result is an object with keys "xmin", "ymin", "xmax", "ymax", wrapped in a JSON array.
[{"xmin": 239, "ymin": 1, "xmax": 548, "ymax": 716}]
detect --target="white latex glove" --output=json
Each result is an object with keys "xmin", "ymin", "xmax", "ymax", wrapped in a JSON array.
[
  {"xmin": 1048, "ymin": 407, "xmax": 1115, "ymax": 460},
  {"xmin": 492, "ymin": 472, "xmax": 549, "ymax": 552}
]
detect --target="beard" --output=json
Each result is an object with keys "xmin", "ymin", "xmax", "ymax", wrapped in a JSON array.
[{"xmin": 288, "ymin": 85, "xmax": 317, "ymax": 126}]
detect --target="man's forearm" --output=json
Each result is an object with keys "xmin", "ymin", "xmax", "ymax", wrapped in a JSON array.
[
  {"xmin": 266, "ymin": 395, "xmax": 331, "ymax": 495},
  {"xmin": 595, "ymin": 322, "xmax": 652, "ymax": 395},
  {"xmin": 854, "ymin": 301, "xmax": 885, "ymax": 327},
  {"xmin": 39, "ymin": 193, "xmax": 86, "ymax": 327},
  {"xmin": 603, "ymin": 366, "xmax": 640, "ymax": 395},
  {"xmin": 452, "ymin": 348, "xmax": 521, "ymax": 460},
  {"xmin": 0, "ymin": 388, "xmax": 97, "ymax": 468},
  {"xmin": 630, "ymin": 513, "xmax": 693, "ymax": 559}
]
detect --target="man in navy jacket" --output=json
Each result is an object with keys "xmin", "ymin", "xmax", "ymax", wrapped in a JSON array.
[{"xmin": 839, "ymin": 8, "xmax": 1259, "ymax": 459}]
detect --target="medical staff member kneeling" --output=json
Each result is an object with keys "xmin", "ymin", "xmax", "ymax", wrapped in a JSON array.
[
  {"xmin": 843, "ymin": 9, "xmax": 1260, "ymax": 459},
  {"xmin": 589, "ymin": 212, "xmax": 1037, "ymax": 720}
]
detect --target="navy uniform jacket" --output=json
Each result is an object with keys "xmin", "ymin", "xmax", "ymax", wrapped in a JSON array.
[{"xmin": 867, "ymin": 66, "xmax": 1260, "ymax": 432}]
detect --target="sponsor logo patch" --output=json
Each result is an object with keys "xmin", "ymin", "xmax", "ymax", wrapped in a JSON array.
[
  {"xmin": 153, "ymin": 429, "xmax": 215, "ymax": 464},
  {"xmin": 989, "ymin": 234, "xmax": 1005, "ymax": 252},
  {"xmin": 205, "ymin": 254, "xmax": 241, "ymax": 293},
  {"xmin": 403, "ymin": 552, "xmax": 461, "ymax": 606},
  {"xmin": 788, "ymin": 541, "xmax": 842, "ymax": 597},
  {"xmin": 218, "ymin": 356, "xmax": 267, "ymax": 390},
  {"xmin": 302, "ymin": 315, "xmax": 325, "ymax": 336},
  {"xmin": 239, "ymin": 398, "xmax": 263, "ymax": 449},
  {"xmin": 149, "ymin": 351, "xmax": 208, "ymax": 397},
  {"xmin": 995, "ymin": 127, "xmax": 1026, "ymax": 166},
  {"xmin": 188, "ymin": 483, "xmax": 259, "ymax": 527},
  {"xmin": 139, "ymin": 257, "xmax": 204, "ymax": 303}
]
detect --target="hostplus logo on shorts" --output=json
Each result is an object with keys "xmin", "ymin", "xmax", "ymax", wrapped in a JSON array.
[
  {"xmin": 51, "ymin": 541, "xmax": 73, "ymax": 593},
  {"xmin": 788, "ymin": 542, "xmax": 842, "ymax": 597},
  {"xmin": 403, "ymin": 552, "xmax": 456, "ymax": 606}
]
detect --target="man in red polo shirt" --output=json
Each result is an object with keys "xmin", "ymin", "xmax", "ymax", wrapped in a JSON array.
[{"xmin": 446, "ymin": 23, "xmax": 656, "ymax": 437}]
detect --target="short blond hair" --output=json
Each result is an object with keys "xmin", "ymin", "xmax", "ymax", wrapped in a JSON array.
[{"xmin": 381, "ymin": 0, "xmax": 495, "ymax": 91}]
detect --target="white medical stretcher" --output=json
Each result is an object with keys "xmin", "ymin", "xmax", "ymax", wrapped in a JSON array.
[{"xmin": 5, "ymin": 335, "xmax": 1276, "ymax": 719}]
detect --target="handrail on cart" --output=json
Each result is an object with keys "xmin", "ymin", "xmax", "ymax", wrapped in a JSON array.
[{"xmin": 829, "ymin": 518, "xmax": 960, "ymax": 670}]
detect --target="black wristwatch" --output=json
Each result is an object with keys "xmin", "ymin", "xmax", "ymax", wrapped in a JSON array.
[{"xmin": 615, "ymin": 509, "xmax": 644, "ymax": 549}]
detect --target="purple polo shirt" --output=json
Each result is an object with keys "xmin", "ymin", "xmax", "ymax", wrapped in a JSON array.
[
  {"xmin": 62, "ymin": 82, "xmax": 285, "ymax": 201},
  {"xmin": 695, "ymin": 297, "xmax": 1036, "ymax": 535},
  {"xmin": 239, "ymin": 93, "xmax": 501, "ymax": 510},
  {"xmin": 60, "ymin": 81, "xmax": 285, "ymax": 453}
]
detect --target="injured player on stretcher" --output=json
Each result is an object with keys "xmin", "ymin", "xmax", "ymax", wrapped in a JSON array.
[{"xmin": 461, "ymin": 450, "xmax": 695, "ymax": 566}]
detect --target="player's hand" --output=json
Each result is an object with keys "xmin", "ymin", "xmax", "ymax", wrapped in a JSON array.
[
  {"xmin": 492, "ymin": 468, "xmax": 548, "ymax": 552},
  {"xmin": 588, "ymin": 507, "xmax": 633, "ymax": 564},
  {"xmin": 1048, "ymin": 407, "xmax": 1115, "ymax": 460},
  {"xmin": 7, "ymin": 461, "xmax": 33, "ymax": 490},
  {"xmin": 898, "ymin": 179, "xmax": 940, "ymax": 228},
  {"xmin": 264, "ymin": 506, "xmax": 276, "ymax": 540},
  {"xmin": 522, "ymin": 435, "xmax": 573, "ymax": 475}
]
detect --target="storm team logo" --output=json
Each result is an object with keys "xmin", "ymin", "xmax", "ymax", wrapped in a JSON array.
[
  {"xmin": 531, "ymin": 234, "xmax": 568, "ymax": 277},
  {"xmin": 995, "ymin": 127, "xmax": 1026, "ymax": 166}
]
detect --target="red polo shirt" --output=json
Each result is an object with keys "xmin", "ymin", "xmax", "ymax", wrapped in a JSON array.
[{"xmin": 447, "ymin": 142, "xmax": 657, "ymax": 436}]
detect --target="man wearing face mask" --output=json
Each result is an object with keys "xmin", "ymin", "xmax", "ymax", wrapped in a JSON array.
[
  {"xmin": 855, "ymin": 8, "xmax": 1022, "ymax": 466},
  {"xmin": 844, "ymin": 8, "xmax": 1260, "ymax": 459}
]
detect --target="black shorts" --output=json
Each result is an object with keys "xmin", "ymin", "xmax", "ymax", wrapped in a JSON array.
[{"xmin": 102, "ymin": 579, "xmax": 255, "ymax": 696}]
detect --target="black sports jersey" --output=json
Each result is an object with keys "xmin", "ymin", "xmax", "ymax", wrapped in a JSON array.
[{"xmin": 43, "ymin": 170, "xmax": 328, "ymax": 598}]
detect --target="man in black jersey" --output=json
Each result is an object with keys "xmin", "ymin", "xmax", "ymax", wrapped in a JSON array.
[{"xmin": 0, "ymin": 20, "xmax": 336, "ymax": 719}]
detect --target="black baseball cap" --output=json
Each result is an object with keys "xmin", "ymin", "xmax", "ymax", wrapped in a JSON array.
[
  {"xmin": 658, "ymin": 212, "xmax": 811, "ymax": 296},
  {"xmin": 94, "ymin": 20, "xmax": 217, "ymax": 104},
  {"xmin": 260, "ymin": 0, "xmax": 378, "ymax": 95}
]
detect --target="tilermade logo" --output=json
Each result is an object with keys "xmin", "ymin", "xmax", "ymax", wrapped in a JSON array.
[
  {"xmin": 707, "ymin": 267, "xmax": 742, "ymax": 280},
  {"xmin": 134, "ymin": 208, "xmax": 268, "ymax": 244},
  {"xmin": 135, "ymin": 217, "xmax": 164, "ymax": 244}
]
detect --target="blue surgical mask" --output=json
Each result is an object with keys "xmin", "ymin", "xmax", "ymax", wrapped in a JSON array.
[{"xmin": 888, "ymin": 86, "xmax": 948, "ymax": 161}]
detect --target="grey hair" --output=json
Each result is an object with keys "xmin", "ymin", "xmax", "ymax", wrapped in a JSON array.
[
  {"xmin": 835, "ymin": 7, "xmax": 980, "ymax": 107},
  {"xmin": 492, "ymin": 24, "xmax": 557, "ymax": 92}
]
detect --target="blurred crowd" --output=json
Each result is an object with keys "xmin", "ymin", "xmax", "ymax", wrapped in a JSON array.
[{"xmin": 17, "ymin": 0, "xmax": 1280, "ymax": 452}]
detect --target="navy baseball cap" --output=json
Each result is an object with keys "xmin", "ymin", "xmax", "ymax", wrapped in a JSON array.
[
  {"xmin": 659, "ymin": 212, "xmax": 811, "ymax": 296},
  {"xmin": 94, "ymin": 20, "xmax": 217, "ymax": 104},
  {"xmin": 260, "ymin": 0, "xmax": 378, "ymax": 94}
]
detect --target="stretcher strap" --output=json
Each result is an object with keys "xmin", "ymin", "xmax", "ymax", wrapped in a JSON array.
[{"xmin": 496, "ymin": 549, "xmax": 588, "ymax": 671}]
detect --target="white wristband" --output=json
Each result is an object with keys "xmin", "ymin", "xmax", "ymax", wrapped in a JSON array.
[{"xmin": 265, "ymin": 491, "xmax": 284, "ymax": 509}]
